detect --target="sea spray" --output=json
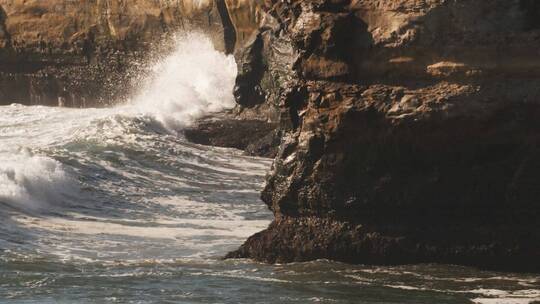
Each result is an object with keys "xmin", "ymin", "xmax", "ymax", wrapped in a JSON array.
[{"xmin": 131, "ymin": 32, "xmax": 238, "ymax": 131}]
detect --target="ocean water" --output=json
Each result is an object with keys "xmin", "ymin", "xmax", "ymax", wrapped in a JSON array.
[{"xmin": 0, "ymin": 33, "xmax": 539, "ymax": 304}]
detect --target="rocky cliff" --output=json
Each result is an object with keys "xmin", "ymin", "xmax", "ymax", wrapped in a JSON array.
[
  {"xmin": 0, "ymin": 0, "xmax": 262, "ymax": 106},
  {"xmin": 227, "ymin": 0, "xmax": 540, "ymax": 272}
]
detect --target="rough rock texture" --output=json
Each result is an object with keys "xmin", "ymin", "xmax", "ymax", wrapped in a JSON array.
[
  {"xmin": 183, "ymin": 113, "xmax": 280, "ymax": 158},
  {"xmin": 227, "ymin": 0, "xmax": 540, "ymax": 272},
  {"xmin": 0, "ymin": 0, "xmax": 262, "ymax": 106}
]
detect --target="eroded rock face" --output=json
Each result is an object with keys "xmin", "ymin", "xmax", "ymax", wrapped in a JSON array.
[
  {"xmin": 0, "ymin": 0, "xmax": 262, "ymax": 106},
  {"xmin": 228, "ymin": 0, "xmax": 540, "ymax": 272}
]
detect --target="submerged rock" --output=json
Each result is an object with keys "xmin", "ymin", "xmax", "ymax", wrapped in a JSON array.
[{"xmin": 184, "ymin": 113, "xmax": 279, "ymax": 158}]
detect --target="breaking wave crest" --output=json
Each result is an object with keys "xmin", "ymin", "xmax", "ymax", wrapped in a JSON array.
[
  {"xmin": 0, "ymin": 151, "xmax": 78, "ymax": 213},
  {"xmin": 131, "ymin": 32, "xmax": 238, "ymax": 131}
]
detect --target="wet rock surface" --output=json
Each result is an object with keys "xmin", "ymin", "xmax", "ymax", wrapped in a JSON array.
[
  {"xmin": 227, "ymin": 0, "xmax": 540, "ymax": 272},
  {"xmin": 184, "ymin": 113, "xmax": 279, "ymax": 158},
  {"xmin": 226, "ymin": 216, "xmax": 539, "ymax": 273}
]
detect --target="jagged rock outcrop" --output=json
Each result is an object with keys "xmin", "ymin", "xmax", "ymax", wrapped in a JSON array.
[
  {"xmin": 0, "ymin": 0, "xmax": 262, "ymax": 106},
  {"xmin": 228, "ymin": 0, "xmax": 540, "ymax": 272}
]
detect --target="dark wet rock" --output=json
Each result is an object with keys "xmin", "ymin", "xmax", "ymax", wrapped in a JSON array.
[
  {"xmin": 227, "ymin": 216, "xmax": 540, "ymax": 273},
  {"xmin": 244, "ymin": 129, "xmax": 281, "ymax": 158},
  {"xmin": 227, "ymin": 0, "xmax": 540, "ymax": 272},
  {"xmin": 184, "ymin": 114, "xmax": 279, "ymax": 158},
  {"xmin": 233, "ymin": 34, "xmax": 266, "ymax": 108}
]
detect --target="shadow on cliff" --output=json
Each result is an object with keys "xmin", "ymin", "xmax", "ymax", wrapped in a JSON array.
[{"xmin": 215, "ymin": 0, "xmax": 237, "ymax": 54}]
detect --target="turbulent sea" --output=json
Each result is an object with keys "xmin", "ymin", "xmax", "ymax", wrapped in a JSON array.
[{"xmin": 0, "ymin": 34, "xmax": 539, "ymax": 304}]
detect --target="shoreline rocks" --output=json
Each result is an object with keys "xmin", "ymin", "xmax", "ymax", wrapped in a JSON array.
[
  {"xmin": 226, "ymin": 216, "xmax": 539, "ymax": 273},
  {"xmin": 226, "ymin": 0, "xmax": 540, "ymax": 273},
  {"xmin": 183, "ymin": 113, "xmax": 279, "ymax": 158}
]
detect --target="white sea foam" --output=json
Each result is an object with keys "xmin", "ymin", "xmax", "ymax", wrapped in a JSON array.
[
  {"xmin": 0, "ymin": 151, "xmax": 77, "ymax": 212},
  {"xmin": 379, "ymin": 284, "xmax": 540, "ymax": 304},
  {"xmin": 131, "ymin": 32, "xmax": 238, "ymax": 131}
]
